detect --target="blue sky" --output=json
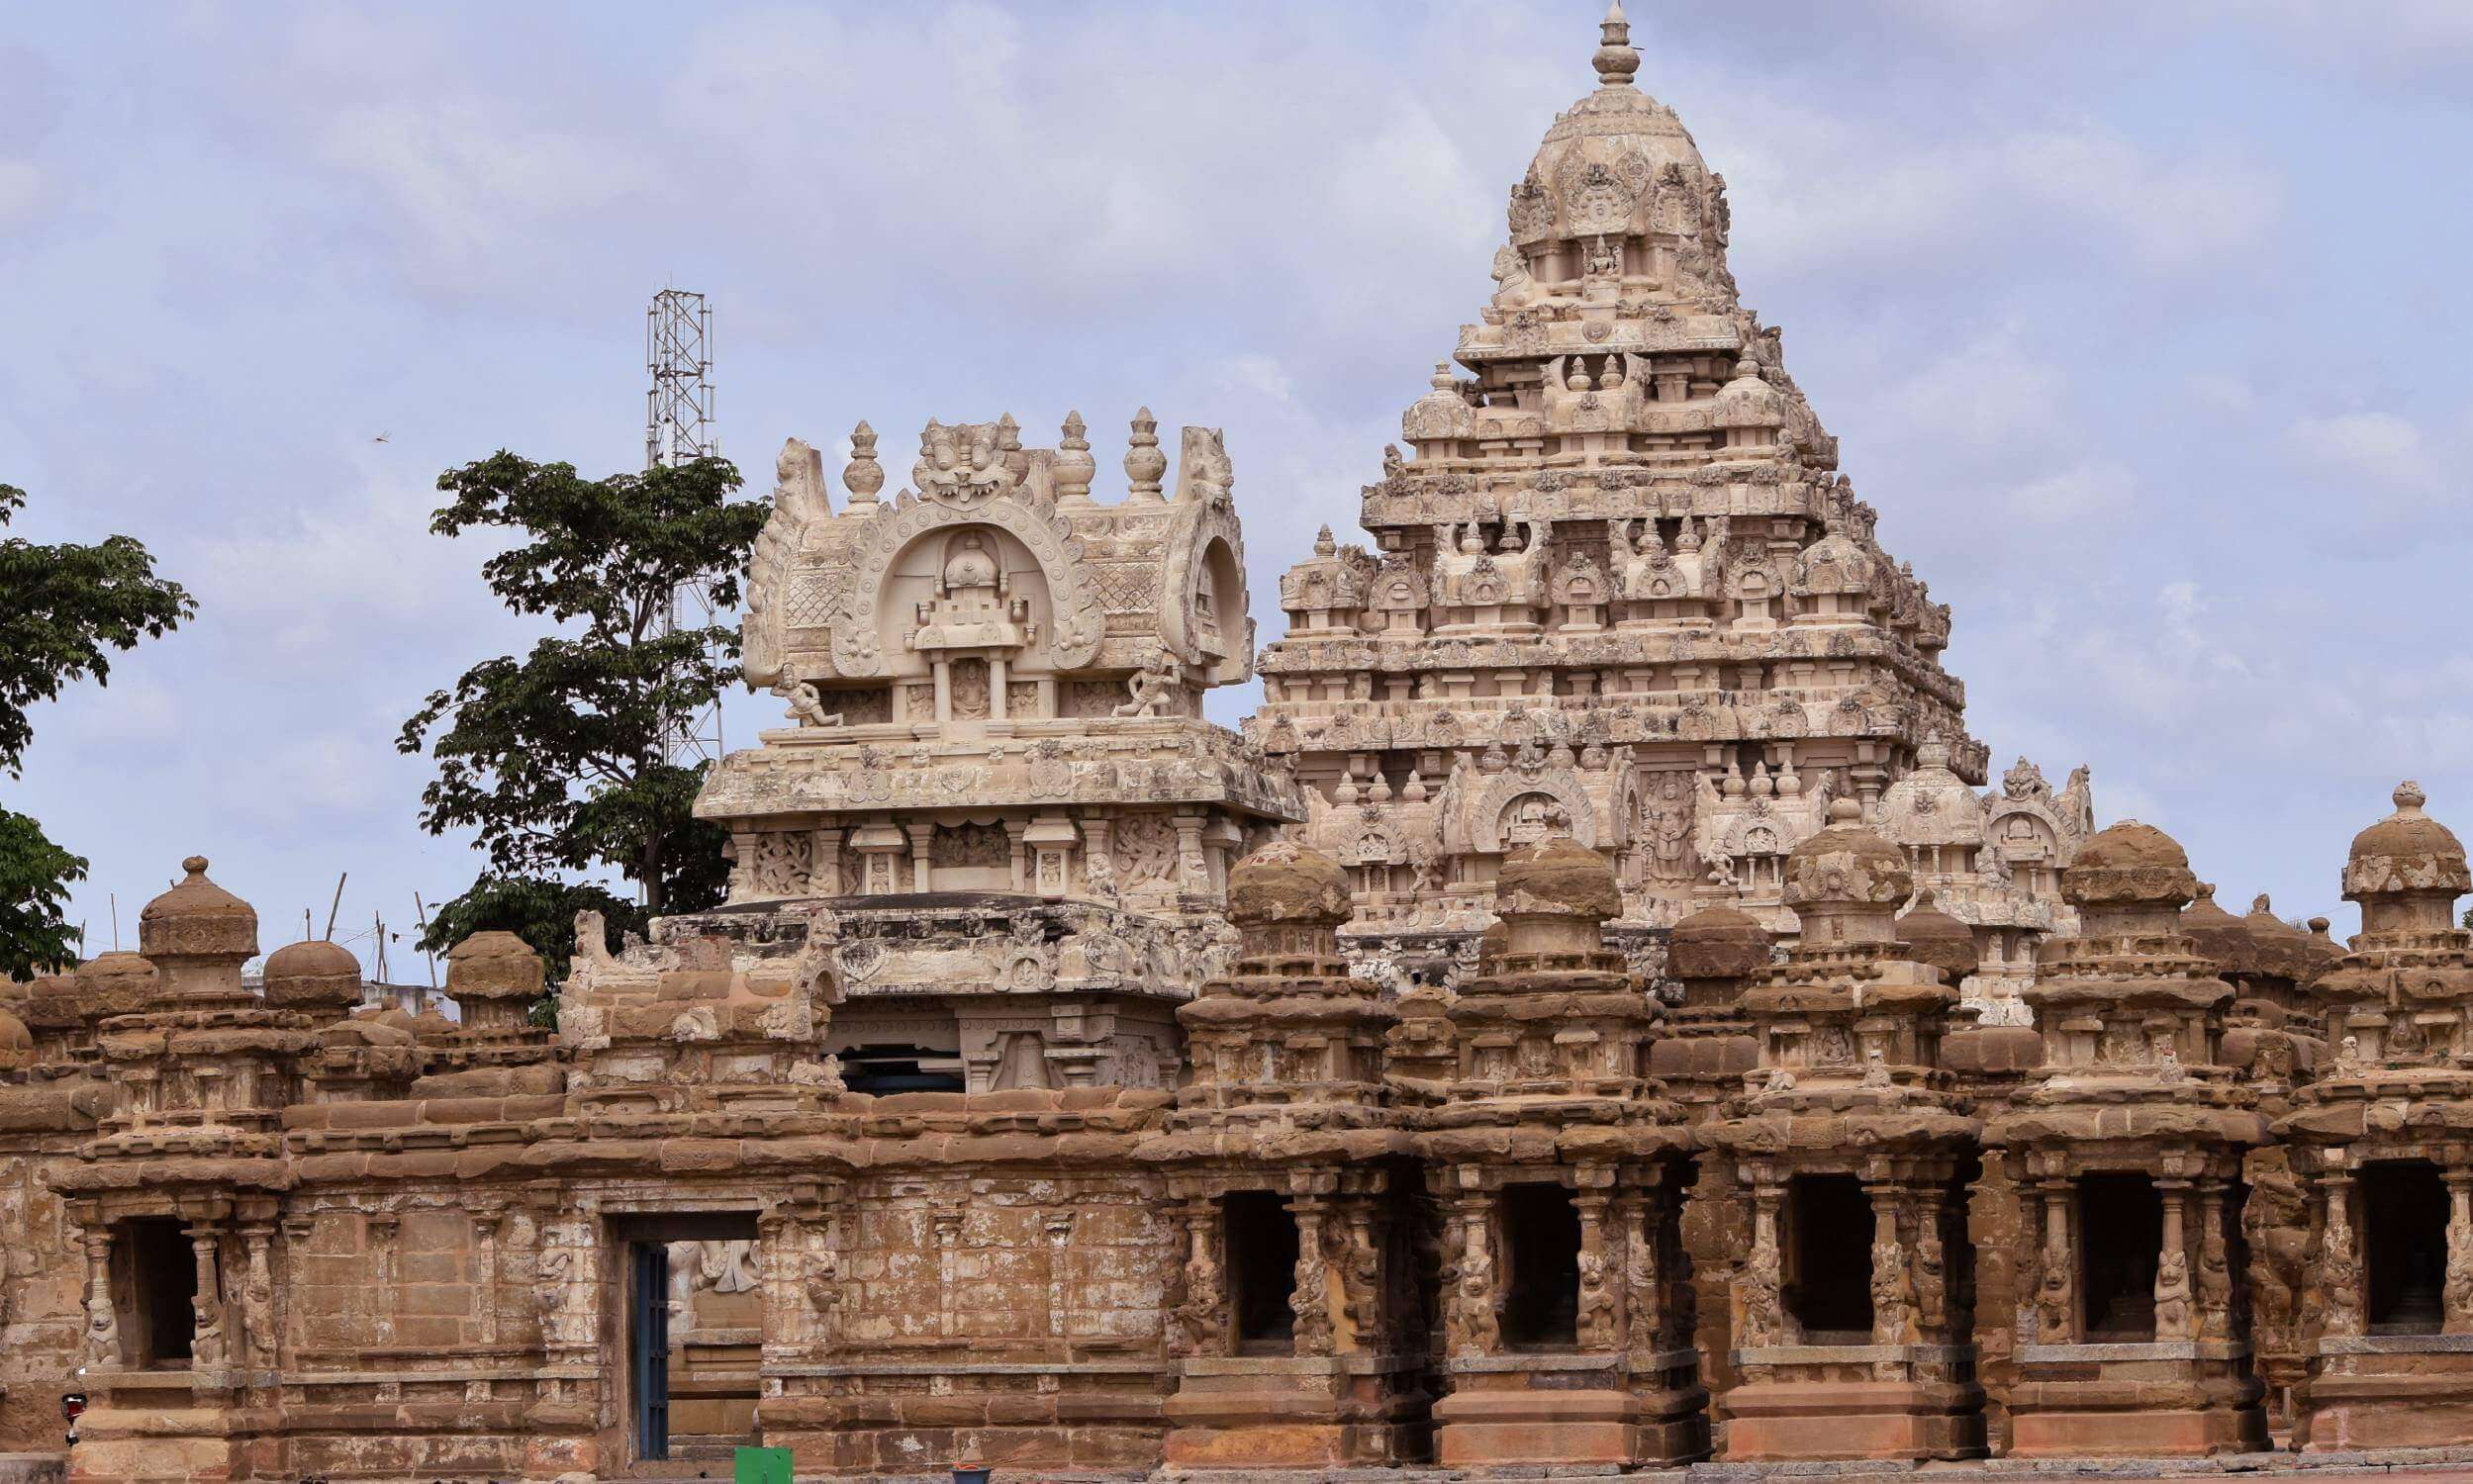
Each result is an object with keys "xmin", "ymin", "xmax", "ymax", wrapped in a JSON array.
[{"xmin": 6, "ymin": 0, "xmax": 2470, "ymax": 975}]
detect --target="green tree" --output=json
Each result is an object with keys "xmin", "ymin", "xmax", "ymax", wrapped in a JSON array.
[
  {"xmin": 412, "ymin": 873, "xmax": 638, "ymax": 985},
  {"xmin": 398, "ymin": 453, "xmax": 765, "ymax": 962},
  {"xmin": 0, "ymin": 484, "xmax": 195, "ymax": 979}
]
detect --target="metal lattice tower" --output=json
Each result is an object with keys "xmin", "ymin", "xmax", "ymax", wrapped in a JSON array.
[{"xmin": 646, "ymin": 289, "xmax": 723, "ymax": 764}]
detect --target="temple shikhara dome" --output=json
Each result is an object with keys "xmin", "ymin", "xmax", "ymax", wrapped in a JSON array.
[
  {"xmin": 13, "ymin": 7, "xmax": 2466, "ymax": 1481},
  {"xmin": 1251, "ymin": 1, "xmax": 2090, "ymax": 1026}
]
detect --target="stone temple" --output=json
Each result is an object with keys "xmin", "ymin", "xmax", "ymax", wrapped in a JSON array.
[{"xmin": 0, "ymin": 7, "xmax": 2458, "ymax": 1481}]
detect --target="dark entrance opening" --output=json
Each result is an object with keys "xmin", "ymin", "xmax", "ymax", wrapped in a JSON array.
[
  {"xmin": 2366, "ymin": 1161, "xmax": 2447, "ymax": 1335},
  {"xmin": 124, "ymin": 1217, "xmax": 196, "ymax": 1369},
  {"xmin": 630, "ymin": 1242, "xmax": 671, "ymax": 1460},
  {"xmin": 2080, "ymin": 1172, "xmax": 2162, "ymax": 1341},
  {"xmin": 1500, "ymin": 1182, "xmax": 1580, "ymax": 1349},
  {"xmin": 613, "ymin": 1211, "xmax": 762, "ymax": 1473},
  {"xmin": 1226, "ymin": 1189, "xmax": 1299, "ymax": 1354},
  {"xmin": 1788, "ymin": 1173, "xmax": 1873, "ymax": 1341},
  {"xmin": 838, "ymin": 1042, "xmax": 965, "ymax": 1093}
]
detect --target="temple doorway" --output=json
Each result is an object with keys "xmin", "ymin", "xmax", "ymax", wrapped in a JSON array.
[
  {"xmin": 614, "ymin": 1211, "xmax": 764, "ymax": 1476},
  {"xmin": 2365, "ymin": 1161, "xmax": 2447, "ymax": 1335}
]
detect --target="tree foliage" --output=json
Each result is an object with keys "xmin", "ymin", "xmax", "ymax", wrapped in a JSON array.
[
  {"xmin": 0, "ymin": 485, "xmax": 194, "ymax": 980},
  {"xmin": 398, "ymin": 453, "xmax": 765, "ymax": 921}
]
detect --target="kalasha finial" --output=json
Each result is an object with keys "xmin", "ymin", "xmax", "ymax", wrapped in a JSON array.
[
  {"xmin": 2396, "ymin": 780, "xmax": 2428, "ymax": 815},
  {"xmin": 842, "ymin": 420, "xmax": 884, "ymax": 508},
  {"xmin": 1594, "ymin": 0, "xmax": 1640, "ymax": 87},
  {"xmin": 182, "ymin": 855, "xmax": 209, "ymax": 877},
  {"xmin": 1125, "ymin": 407, "xmax": 1167, "ymax": 501}
]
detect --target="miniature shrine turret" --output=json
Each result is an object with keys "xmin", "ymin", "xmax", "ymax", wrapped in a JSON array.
[
  {"xmin": 1693, "ymin": 798, "xmax": 1984, "ymax": 1460},
  {"xmin": 2281, "ymin": 783, "xmax": 2473, "ymax": 1450},
  {"xmin": 683, "ymin": 408, "xmax": 1302, "ymax": 1093},
  {"xmin": 1982, "ymin": 821, "xmax": 2267, "ymax": 1456}
]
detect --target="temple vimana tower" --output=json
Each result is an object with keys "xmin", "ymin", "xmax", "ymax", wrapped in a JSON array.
[{"xmin": 0, "ymin": 7, "xmax": 2460, "ymax": 1480}]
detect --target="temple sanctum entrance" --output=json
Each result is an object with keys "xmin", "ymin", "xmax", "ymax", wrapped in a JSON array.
[{"xmin": 615, "ymin": 1212, "xmax": 765, "ymax": 1476}]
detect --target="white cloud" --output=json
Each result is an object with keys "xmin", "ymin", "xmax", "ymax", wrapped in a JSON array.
[
  {"xmin": 0, "ymin": 159, "xmax": 44, "ymax": 229},
  {"xmin": 1714, "ymin": 101, "xmax": 2282, "ymax": 280},
  {"xmin": 2286, "ymin": 411, "xmax": 2444, "ymax": 498},
  {"xmin": 188, "ymin": 475, "xmax": 502, "ymax": 654}
]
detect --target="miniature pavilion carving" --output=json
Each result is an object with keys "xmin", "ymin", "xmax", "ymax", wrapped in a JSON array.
[{"xmin": 0, "ymin": 6, "xmax": 2458, "ymax": 1481}]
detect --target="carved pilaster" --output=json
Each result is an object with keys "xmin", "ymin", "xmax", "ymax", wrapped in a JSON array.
[
  {"xmin": 1616, "ymin": 1184, "xmax": 1662, "ymax": 1353},
  {"xmin": 1170, "ymin": 1198, "xmax": 1227, "ymax": 1359},
  {"xmin": 186, "ymin": 1222, "xmax": 229, "ymax": 1371},
  {"xmin": 2318, "ymin": 1168, "xmax": 2364, "ymax": 1340},
  {"xmin": 1866, "ymin": 1182, "xmax": 1915, "ymax": 1358},
  {"xmin": 2446, "ymin": 1170, "xmax": 2473, "ymax": 1336},
  {"xmin": 1443, "ymin": 1188, "xmax": 1500, "ymax": 1358},
  {"xmin": 2032, "ymin": 1180, "xmax": 2074, "ymax": 1345},
  {"xmin": 2196, "ymin": 1179, "xmax": 2235, "ymax": 1343},
  {"xmin": 2154, "ymin": 1181, "xmax": 2195, "ymax": 1342},
  {"xmin": 79, "ymin": 1221, "xmax": 116, "ymax": 1368},
  {"xmin": 1575, "ymin": 1186, "xmax": 1619, "ymax": 1352},
  {"xmin": 1912, "ymin": 1186, "xmax": 1950, "ymax": 1338},
  {"xmin": 1289, "ymin": 1190, "xmax": 1336, "ymax": 1358},
  {"xmin": 1739, "ymin": 1183, "xmax": 1785, "ymax": 1348},
  {"xmin": 238, "ymin": 1224, "xmax": 276, "ymax": 1371}
]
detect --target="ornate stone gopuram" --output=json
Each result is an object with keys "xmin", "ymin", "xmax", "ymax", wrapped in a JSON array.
[
  {"xmin": 720, "ymin": 408, "xmax": 1300, "ymax": 1091},
  {"xmin": 6, "ymin": 7, "xmax": 2473, "ymax": 1483},
  {"xmin": 1250, "ymin": 3, "xmax": 2091, "ymax": 998}
]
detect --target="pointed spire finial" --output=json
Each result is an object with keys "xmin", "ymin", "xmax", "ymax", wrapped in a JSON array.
[{"xmin": 1594, "ymin": 0, "xmax": 1640, "ymax": 87}]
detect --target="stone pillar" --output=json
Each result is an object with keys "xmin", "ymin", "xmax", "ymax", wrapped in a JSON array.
[
  {"xmin": 1288, "ymin": 1185, "xmax": 1335, "ymax": 1358},
  {"xmin": 2318, "ymin": 1167, "xmax": 2364, "ymax": 1339},
  {"xmin": 989, "ymin": 655, "xmax": 1009, "ymax": 719},
  {"xmin": 186, "ymin": 1222, "xmax": 229, "ymax": 1371},
  {"xmin": 1338, "ymin": 1199, "xmax": 1382, "ymax": 1354},
  {"xmin": 1616, "ymin": 1184, "xmax": 1662, "ymax": 1353},
  {"xmin": 238, "ymin": 1223, "xmax": 276, "ymax": 1372},
  {"xmin": 1444, "ymin": 1188, "xmax": 1501, "ymax": 1358},
  {"xmin": 2196, "ymin": 1179, "xmax": 2235, "ymax": 1343},
  {"xmin": 1913, "ymin": 1186, "xmax": 1950, "ymax": 1338},
  {"xmin": 1740, "ymin": 1183, "xmax": 1786, "ymax": 1347},
  {"xmin": 931, "ymin": 658, "xmax": 953, "ymax": 723},
  {"xmin": 1174, "ymin": 810, "xmax": 1209, "ymax": 895},
  {"xmin": 904, "ymin": 821, "xmax": 934, "ymax": 892},
  {"xmin": 811, "ymin": 827, "xmax": 843, "ymax": 898},
  {"xmin": 1168, "ymin": 1198, "xmax": 1227, "ymax": 1359},
  {"xmin": 2445, "ymin": 1169, "xmax": 2473, "ymax": 1336},
  {"xmin": 80, "ymin": 1223, "xmax": 116, "ymax": 1367},
  {"xmin": 1867, "ymin": 1182, "xmax": 1915, "ymax": 1351},
  {"xmin": 2156, "ymin": 1182, "xmax": 2195, "ymax": 1341},
  {"xmin": 1005, "ymin": 821, "xmax": 1029, "ymax": 893},
  {"xmin": 2033, "ymin": 1179, "xmax": 2074, "ymax": 1345},
  {"xmin": 1574, "ymin": 1174, "xmax": 1620, "ymax": 1352}
]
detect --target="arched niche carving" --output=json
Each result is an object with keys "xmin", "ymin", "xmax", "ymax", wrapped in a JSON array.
[
  {"xmin": 1472, "ymin": 770, "xmax": 1597, "ymax": 854},
  {"xmin": 833, "ymin": 499, "xmax": 1103, "ymax": 678},
  {"xmin": 1162, "ymin": 502, "xmax": 1254, "ymax": 684}
]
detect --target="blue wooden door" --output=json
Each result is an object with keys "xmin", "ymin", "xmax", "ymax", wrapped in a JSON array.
[{"xmin": 633, "ymin": 1243, "xmax": 671, "ymax": 1460}]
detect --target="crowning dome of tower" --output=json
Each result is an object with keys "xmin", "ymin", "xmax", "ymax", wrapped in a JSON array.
[{"xmin": 1509, "ymin": 1, "xmax": 1713, "ymax": 253}]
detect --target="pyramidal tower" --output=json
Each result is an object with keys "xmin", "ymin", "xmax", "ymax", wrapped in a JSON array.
[{"xmin": 1252, "ymin": 5, "xmax": 2083, "ymax": 988}]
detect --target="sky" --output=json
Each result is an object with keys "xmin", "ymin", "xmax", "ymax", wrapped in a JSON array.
[{"xmin": 5, "ymin": 0, "xmax": 2471, "ymax": 978}]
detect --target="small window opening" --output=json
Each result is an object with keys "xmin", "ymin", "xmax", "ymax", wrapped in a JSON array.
[
  {"xmin": 838, "ymin": 1042, "xmax": 965, "ymax": 1094},
  {"xmin": 1788, "ymin": 1173, "xmax": 1873, "ymax": 1340},
  {"xmin": 2366, "ymin": 1161, "xmax": 2448, "ymax": 1335},
  {"xmin": 2080, "ymin": 1173, "xmax": 2162, "ymax": 1341},
  {"xmin": 1500, "ymin": 1182, "xmax": 1580, "ymax": 1349},
  {"xmin": 1226, "ymin": 1190, "xmax": 1299, "ymax": 1354},
  {"xmin": 126, "ymin": 1217, "xmax": 197, "ymax": 1369}
]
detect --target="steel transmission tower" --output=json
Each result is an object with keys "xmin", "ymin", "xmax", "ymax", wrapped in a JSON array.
[{"xmin": 645, "ymin": 289, "xmax": 723, "ymax": 763}]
